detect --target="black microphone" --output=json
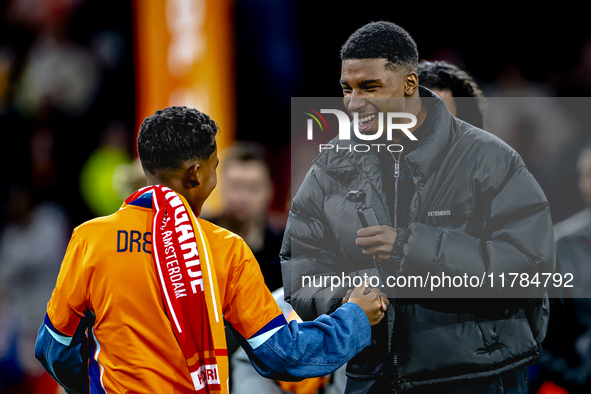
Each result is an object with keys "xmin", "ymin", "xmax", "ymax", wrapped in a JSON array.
[{"xmin": 347, "ymin": 190, "xmax": 379, "ymax": 228}]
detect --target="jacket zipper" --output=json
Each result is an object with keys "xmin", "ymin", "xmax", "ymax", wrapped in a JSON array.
[
  {"xmin": 390, "ymin": 162, "xmax": 423, "ymax": 393},
  {"xmin": 391, "ymin": 151, "xmax": 401, "ymax": 228},
  {"xmin": 391, "ymin": 353, "xmax": 399, "ymax": 394},
  {"xmin": 390, "ymin": 151, "xmax": 402, "ymax": 394}
]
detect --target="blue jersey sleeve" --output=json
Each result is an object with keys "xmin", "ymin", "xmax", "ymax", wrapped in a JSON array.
[{"xmin": 35, "ymin": 313, "xmax": 91, "ymax": 394}]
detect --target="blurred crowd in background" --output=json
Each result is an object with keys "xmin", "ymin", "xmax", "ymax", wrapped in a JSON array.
[{"xmin": 0, "ymin": 0, "xmax": 590, "ymax": 393}]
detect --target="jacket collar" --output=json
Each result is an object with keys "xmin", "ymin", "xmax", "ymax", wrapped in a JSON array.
[
  {"xmin": 405, "ymin": 87, "xmax": 455, "ymax": 181},
  {"xmin": 314, "ymin": 86, "xmax": 455, "ymax": 183}
]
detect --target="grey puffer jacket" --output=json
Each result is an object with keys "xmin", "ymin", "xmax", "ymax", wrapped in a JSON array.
[{"xmin": 280, "ymin": 88, "xmax": 555, "ymax": 392}]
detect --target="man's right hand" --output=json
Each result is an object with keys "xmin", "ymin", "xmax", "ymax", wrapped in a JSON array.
[{"xmin": 346, "ymin": 283, "xmax": 385, "ymax": 326}]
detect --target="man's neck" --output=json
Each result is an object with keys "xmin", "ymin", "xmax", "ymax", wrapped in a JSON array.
[{"xmin": 144, "ymin": 174, "xmax": 198, "ymax": 213}]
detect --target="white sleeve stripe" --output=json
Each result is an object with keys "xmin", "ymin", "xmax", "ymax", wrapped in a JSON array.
[
  {"xmin": 247, "ymin": 325, "xmax": 284, "ymax": 350},
  {"xmin": 46, "ymin": 324, "xmax": 73, "ymax": 346}
]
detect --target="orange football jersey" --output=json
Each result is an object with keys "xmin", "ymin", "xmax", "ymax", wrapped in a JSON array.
[{"xmin": 45, "ymin": 193, "xmax": 282, "ymax": 393}]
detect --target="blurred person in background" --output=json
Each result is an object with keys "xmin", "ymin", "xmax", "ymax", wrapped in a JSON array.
[
  {"xmin": 210, "ymin": 142, "xmax": 283, "ymax": 293},
  {"xmin": 209, "ymin": 142, "xmax": 285, "ymax": 382},
  {"xmin": 0, "ymin": 182, "xmax": 69, "ymax": 393},
  {"xmin": 554, "ymin": 142, "xmax": 591, "ymax": 239},
  {"xmin": 530, "ymin": 142, "xmax": 591, "ymax": 393},
  {"xmin": 484, "ymin": 66, "xmax": 580, "ymax": 224},
  {"xmin": 417, "ymin": 60, "xmax": 485, "ymax": 129},
  {"xmin": 10, "ymin": 0, "xmax": 100, "ymax": 119},
  {"xmin": 1, "ymin": 0, "xmax": 135, "ymax": 226}
]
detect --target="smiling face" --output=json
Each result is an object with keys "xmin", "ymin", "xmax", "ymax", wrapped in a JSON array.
[{"xmin": 340, "ymin": 58, "xmax": 418, "ymax": 134}]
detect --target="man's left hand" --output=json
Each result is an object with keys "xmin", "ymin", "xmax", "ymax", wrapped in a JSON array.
[{"xmin": 356, "ymin": 225, "xmax": 398, "ymax": 261}]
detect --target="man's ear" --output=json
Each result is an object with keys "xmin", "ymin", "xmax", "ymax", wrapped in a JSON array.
[
  {"xmin": 404, "ymin": 72, "xmax": 419, "ymax": 96},
  {"xmin": 182, "ymin": 163, "xmax": 200, "ymax": 189}
]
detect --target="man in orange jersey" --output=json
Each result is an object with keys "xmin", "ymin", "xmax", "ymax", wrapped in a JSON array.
[{"xmin": 35, "ymin": 106, "xmax": 386, "ymax": 394}]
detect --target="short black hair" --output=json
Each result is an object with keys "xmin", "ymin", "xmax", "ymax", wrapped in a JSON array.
[
  {"xmin": 223, "ymin": 141, "xmax": 270, "ymax": 167},
  {"xmin": 418, "ymin": 61, "xmax": 483, "ymax": 99},
  {"xmin": 137, "ymin": 106, "xmax": 219, "ymax": 174},
  {"xmin": 418, "ymin": 60, "xmax": 486, "ymax": 128},
  {"xmin": 340, "ymin": 21, "xmax": 418, "ymax": 72},
  {"xmin": 222, "ymin": 141, "xmax": 272, "ymax": 178}
]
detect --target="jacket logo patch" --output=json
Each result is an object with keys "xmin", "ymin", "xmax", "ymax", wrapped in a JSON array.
[{"xmin": 427, "ymin": 210, "xmax": 451, "ymax": 217}]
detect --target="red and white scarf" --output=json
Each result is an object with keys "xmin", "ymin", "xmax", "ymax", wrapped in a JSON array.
[{"xmin": 124, "ymin": 185, "xmax": 228, "ymax": 393}]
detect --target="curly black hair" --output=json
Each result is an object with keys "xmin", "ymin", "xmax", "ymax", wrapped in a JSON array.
[
  {"xmin": 137, "ymin": 106, "xmax": 219, "ymax": 175},
  {"xmin": 418, "ymin": 60, "xmax": 486, "ymax": 128},
  {"xmin": 341, "ymin": 21, "xmax": 418, "ymax": 72}
]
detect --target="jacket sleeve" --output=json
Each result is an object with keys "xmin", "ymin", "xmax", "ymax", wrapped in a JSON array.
[
  {"xmin": 280, "ymin": 165, "xmax": 345, "ymax": 321},
  {"xmin": 398, "ymin": 164, "xmax": 555, "ymax": 299},
  {"xmin": 280, "ymin": 165, "xmax": 377, "ymax": 320},
  {"xmin": 243, "ymin": 302, "xmax": 371, "ymax": 381}
]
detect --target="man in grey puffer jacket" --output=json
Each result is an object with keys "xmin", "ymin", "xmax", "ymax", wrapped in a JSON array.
[{"xmin": 281, "ymin": 21, "xmax": 555, "ymax": 393}]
